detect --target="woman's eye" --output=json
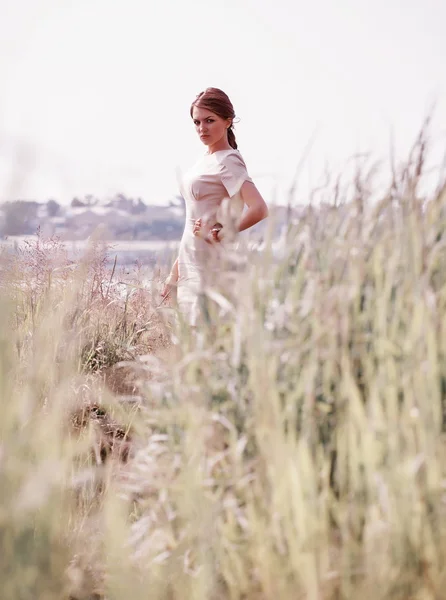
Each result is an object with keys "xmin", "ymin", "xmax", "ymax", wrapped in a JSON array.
[{"xmin": 207, "ymin": 119, "xmax": 214, "ymax": 123}]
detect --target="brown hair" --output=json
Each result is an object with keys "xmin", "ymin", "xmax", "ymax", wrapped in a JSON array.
[{"xmin": 190, "ymin": 87, "xmax": 238, "ymax": 149}]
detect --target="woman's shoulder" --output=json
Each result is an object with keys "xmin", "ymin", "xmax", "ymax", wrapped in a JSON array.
[
  {"xmin": 213, "ymin": 148, "xmax": 247, "ymax": 167},
  {"xmin": 214, "ymin": 148, "xmax": 241, "ymax": 158}
]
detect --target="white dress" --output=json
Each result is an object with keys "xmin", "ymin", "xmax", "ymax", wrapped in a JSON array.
[{"xmin": 177, "ymin": 149, "xmax": 253, "ymax": 326}]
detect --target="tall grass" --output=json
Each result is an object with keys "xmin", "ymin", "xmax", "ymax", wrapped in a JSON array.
[{"xmin": 1, "ymin": 136, "xmax": 446, "ymax": 599}]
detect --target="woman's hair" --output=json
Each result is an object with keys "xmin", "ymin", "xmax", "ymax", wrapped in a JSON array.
[{"xmin": 190, "ymin": 87, "xmax": 238, "ymax": 149}]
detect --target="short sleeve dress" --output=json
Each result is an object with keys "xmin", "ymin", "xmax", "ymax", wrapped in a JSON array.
[{"xmin": 177, "ymin": 148, "xmax": 253, "ymax": 326}]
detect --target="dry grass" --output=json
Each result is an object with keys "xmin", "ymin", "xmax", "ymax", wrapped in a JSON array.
[{"xmin": 1, "ymin": 133, "xmax": 446, "ymax": 599}]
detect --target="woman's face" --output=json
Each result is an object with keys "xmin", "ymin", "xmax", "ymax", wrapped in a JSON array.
[{"xmin": 192, "ymin": 106, "xmax": 231, "ymax": 148}]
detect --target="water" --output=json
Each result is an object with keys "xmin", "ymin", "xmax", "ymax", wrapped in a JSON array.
[{"xmin": 1, "ymin": 236, "xmax": 180, "ymax": 267}]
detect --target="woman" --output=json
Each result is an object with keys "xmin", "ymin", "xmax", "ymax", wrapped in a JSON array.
[{"xmin": 162, "ymin": 87, "xmax": 268, "ymax": 326}]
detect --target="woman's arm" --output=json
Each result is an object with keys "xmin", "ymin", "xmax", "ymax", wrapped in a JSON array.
[
  {"xmin": 193, "ymin": 181, "xmax": 269, "ymax": 243},
  {"xmin": 238, "ymin": 181, "xmax": 269, "ymax": 232},
  {"xmin": 161, "ymin": 256, "xmax": 179, "ymax": 298},
  {"xmin": 168, "ymin": 256, "xmax": 179, "ymax": 281}
]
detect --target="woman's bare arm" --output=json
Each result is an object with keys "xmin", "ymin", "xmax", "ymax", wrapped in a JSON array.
[
  {"xmin": 238, "ymin": 181, "xmax": 269, "ymax": 232},
  {"xmin": 161, "ymin": 256, "xmax": 179, "ymax": 298},
  {"xmin": 169, "ymin": 256, "xmax": 179, "ymax": 281},
  {"xmin": 192, "ymin": 181, "xmax": 269, "ymax": 243}
]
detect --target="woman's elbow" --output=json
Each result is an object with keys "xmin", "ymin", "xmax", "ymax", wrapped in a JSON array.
[{"xmin": 259, "ymin": 202, "xmax": 269, "ymax": 221}]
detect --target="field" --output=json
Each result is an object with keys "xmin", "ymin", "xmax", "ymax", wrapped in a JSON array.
[{"xmin": 1, "ymin": 136, "xmax": 446, "ymax": 600}]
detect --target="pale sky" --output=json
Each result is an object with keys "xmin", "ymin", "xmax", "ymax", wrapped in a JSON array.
[{"xmin": 0, "ymin": 0, "xmax": 445, "ymax": 204}]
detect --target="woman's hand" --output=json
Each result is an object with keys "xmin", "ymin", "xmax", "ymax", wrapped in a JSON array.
[
  {"xmin": 193, "ymin": 219, "xmax": 222, "ymax": 243},
  {"xmin": 193, "ymin": 218, "xmax": 203, "ymax": 237},
  {"xmin": 161, "ymin": 273, "xmax": 177, "ymax": 299}
]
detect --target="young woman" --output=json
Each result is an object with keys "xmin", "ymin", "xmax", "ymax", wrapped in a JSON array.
[{"xmin": 162, "ymin": 87, "xmax": 268, "ymax": 326}]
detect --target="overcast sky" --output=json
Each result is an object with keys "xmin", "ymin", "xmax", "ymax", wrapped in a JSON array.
[{"xmin": 0, "ymin": 0, "xmax": 445, "ymax": 204}]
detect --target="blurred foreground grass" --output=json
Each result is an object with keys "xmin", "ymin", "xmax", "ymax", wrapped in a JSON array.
[{"xmin": 1, "ymin": 138, "xmax": 446, "ymax": 599}]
